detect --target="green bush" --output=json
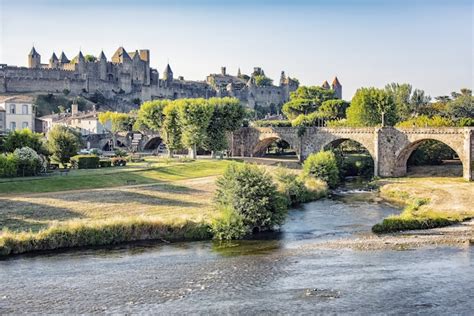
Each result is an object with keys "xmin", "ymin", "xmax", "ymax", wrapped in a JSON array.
[
  {"xmin": 372, "ymin": 217, "xmax": 455, "ymax": 234},
  {"xmin": 0, "ymin": 153, "xmax": 18, "ymax": 178},
  {"xmin": 274, "ymin": 168, "xmax": 327, "ymax": 206},
  {"xmin": 210, "ymin": 207, "xmax": 247, "ymax": 240},
  {"xmin": 70, "ymin": 155, "xmax": 100, "ymax": 169},
  {"xmin": 215, "ymin": 162, "xmax": 287, "ymax": 236},
  {"xmin": 99, "ymin": 160, "xmax": 112, "ymax": 168},
  {"xmin": 111, "ymin": 157, "xmax": 127, "ymax": 166},
  {"xmin": 13, "ymin": 147, "xmax": 42, "ymax": 176},
  {"xmin": 340, "ymin": 155, "xmax": 374, "ymax": 178},
  {"xmin": 303, "ymin": 151, "xmax": 340, "ymax": 188}
]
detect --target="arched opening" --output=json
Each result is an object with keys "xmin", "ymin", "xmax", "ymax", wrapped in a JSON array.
[
  {"xmin": 253, "ymin": 137, "xmax": 298, "ymax": 160},
  {"xmin": 324, "ymin": 139, "xmax": 375, "ymax": 179},
  {"xmin": 143, "ymin": 137, "xmax": 164, "ymax": 152},
  {"xmin": 102, "ymin": 139, "xmax": 114, "ymax": 151},
  {"xmin": 397, "ymin": 139, "xmax": 463, "ymax": 177}
]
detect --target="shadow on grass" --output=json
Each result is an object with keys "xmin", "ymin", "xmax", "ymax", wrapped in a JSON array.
[
  {"xmin": 0, "ymin": 199, "xmax": 84, "ymax": 232},
  {"xmin": 47, "ymin": 189, "xmax": 205, "ymax": 207},
  {"xmin": 138, "ymin": 183, "xmax": 206, "ymax": 194}
]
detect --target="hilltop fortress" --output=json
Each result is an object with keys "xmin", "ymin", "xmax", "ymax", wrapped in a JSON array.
[{"xmin": 0, "ymin": 47, "xmax": 342, "ymax": 109}]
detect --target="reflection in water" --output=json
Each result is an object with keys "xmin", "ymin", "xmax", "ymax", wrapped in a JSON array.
[{"xmin": 0, "ymin": 196, "xmax": 472, "ymax": 314}]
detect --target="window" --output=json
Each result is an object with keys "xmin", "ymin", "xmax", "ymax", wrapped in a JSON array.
[
  {"xmin": 9, "ymin": 104, "xmax": 15, "ymax": 114},
  {"xmin": 10, "ymin": 122, "xmax": 16, "ymax": 131},
  {"xmin": 22, "ymin": 122, "xmax": 29, "ymax": 129},
  {"xmin": 22, "ymin": 104, "xmax": 29, "ymax": 115}
]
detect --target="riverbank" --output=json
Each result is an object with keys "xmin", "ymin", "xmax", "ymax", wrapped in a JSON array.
[
  {"xmin": 304, "ymin": 219, "xmax": 473, "ymax": 251},
  {"xmin": 372, "ymin": 176, "xmax": 474, "ymax": 233}
]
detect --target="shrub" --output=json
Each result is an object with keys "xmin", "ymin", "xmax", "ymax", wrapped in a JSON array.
[
  {"xmin": 70, "ymin": 155, "xmax": 100, "ymax": 169},
  {"xmin": 458, "ymin": 117, "xmax": 474, "ymax": 127},
  {"xmin": 114, "ymin": 148, "xmax": 127, "ymax": 157},
  {"xmin": 0, "ymin": 153, "xmax": 18, "ymax": 178},
  {"xmin": 111, "ymin": 157, "xmax": 127, "ymax": 166},
  {"xmin": 396, "ymin": 115, "xmax": 454, "ymax": 127},
  {"xmin": 274, "ymin": 168, "xmax": 327, "ymax": 206},
  {"xmin": 303, "ymin": 151, "xmax": 340, "ymax": 188},
  {"xmin": 2, "ymin": 128, "xmax": 49, "ymax": 155},
  {"xmin": 99, "ymin": 160, "xmax": 112, "ymax": 168},
  {"xmin": 13, "ymin": 147, "xmax": 42, "ymax": 176},
  {"xmin": 210, "ymin": 207, "xmax": 247, "ymax": 240},
  {"xmin": 372, "ymin": 217, "xmax": 455, "ymax": 234},
  {"xmin": 215, "ymin": 163, "xmax": 287, "ymax": 235}
]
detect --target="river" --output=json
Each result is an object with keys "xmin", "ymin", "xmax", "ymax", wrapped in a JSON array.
[{"xmin": 0, "ymin": 192, "xmax": 472, "ymax": 314}]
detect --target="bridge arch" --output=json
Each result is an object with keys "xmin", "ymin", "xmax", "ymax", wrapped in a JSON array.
[
  {"xmin": 143, "ymin": 136, "xmax": 163, "ymax": 151},
  {"xmin": 394, "ymin": 138, "xmax": 464, "ymax": 177},
  {"xmin": 252, "ymin": 136, "xmax": 297, "ymax": 157}
]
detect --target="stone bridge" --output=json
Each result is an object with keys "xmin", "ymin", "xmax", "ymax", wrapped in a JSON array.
[
  {"xmin": 84, "ymin": 132, "xmax": 162, "ymax": 152},
  {"xmin": 231, "ymin": 126, "xmax": 474, "ymax": 181}
]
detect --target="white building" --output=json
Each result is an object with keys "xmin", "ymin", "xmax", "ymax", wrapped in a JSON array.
[
  {"xmin": 0, "ymin": 95, "xmax": 36, "ymax": 132},
  {"xmin": 39, "ymin": 103, "xmax": 111, "ymax": 136}
]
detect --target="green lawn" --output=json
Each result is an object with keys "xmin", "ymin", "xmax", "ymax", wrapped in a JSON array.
[{"xmin": 0, "ymin": 159, "xmax": 233, "ymax": 195}]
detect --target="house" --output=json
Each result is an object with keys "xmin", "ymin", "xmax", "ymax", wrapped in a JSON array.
[{"xmin": 0, "ymin": 95, "xmax": 36, "ymax": 132}]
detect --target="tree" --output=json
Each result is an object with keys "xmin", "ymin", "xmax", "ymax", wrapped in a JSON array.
[
  {"xmin": 2, "ymin": 129, "xmax": 48, "ymax": 155},
  {"xmin": 346, "ymin": 87, "xmax": 397, "ymax": 127},
  {"xmin": 446, "ymin": 89, "xmax": 473, "ymax": 120},
  {"xmin": 317, "ymin": 99, "xmax": 350, "ymax": 120},
  {"xmin": 215, "ymin": 162, "xmax": 287, "ymax": 234},
  {"xmin": 204, "ymin": 97, "xmax": 245, "ymax": 157},
  {"xmin": 47, "ymin": 125, "xmax": 82, "ymax": 166},
  {"xmin": 282, "ymin": 86, "xmax": 337, "ymax": 119},
  {"xmin": 161, "ymin": 103, "xmax": 183, "ymax": 157},
  {"xmin": 136, "ymin": 100, "xmax": 169, "ymax": 131},
  {"xmin": 98, "ymin": 112, "xmax": 131, "ymax": 133},
  {"xmin": 303, "ymin": 151, "xmax": 339, "ymax": 189},
  {"xmin": 177, "ymin": 98, "xmax": 213, "ymax": 159},
  {"xmin": 385, "ymin": 83, "xmax": 430, "ymax": 120},
  {"xmin": 254, "ymin": 75, "xmax": 273, "ymax": 87}
]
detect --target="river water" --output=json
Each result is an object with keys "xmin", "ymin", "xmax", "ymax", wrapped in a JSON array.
[{"xmin": 0, "ymin": 193, "xmax": 472, "ymax": 314}]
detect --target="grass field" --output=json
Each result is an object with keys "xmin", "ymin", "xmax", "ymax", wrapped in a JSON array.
[
  {"xmin": 0, "ymin": 159, "xmax": 238, "ymax": 255},
  {"xmin": 373, "ymin": 174, "xmax": 474, "ymax": 233},
  {"xmin": 0, "ymin": 159, "xmax": 232, "ymax": 195}
]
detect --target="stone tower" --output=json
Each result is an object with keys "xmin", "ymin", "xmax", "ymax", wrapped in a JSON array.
[
  {"xmin": 49, "ymin": 52, "xmax": 59, "ymax": 69},
  {"xmin": 77, "ymin": 51, "xmax": 86, "ymax": 73},
  {"xmin": 163, "ymin": 64, "xmax": 173, "ymax": 84},
  {"xmin": 332, "ymin": 76, "xmax": 342, "ymax": 99},
  {"xmin": 322, "ymin": 80, "xmax": 330, "ymax": 90},
  {"xmin": 99, "ymin": 50, "xmax": 107, "ymax": 80},
  {"xmin": 28, "ymin": 47, "xmax": 41, "ymax": 68}
]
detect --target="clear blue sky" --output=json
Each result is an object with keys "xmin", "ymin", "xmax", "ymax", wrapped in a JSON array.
[{"xmin": 0, "ymin": 0, "xmax": 472, "ymax": 99}]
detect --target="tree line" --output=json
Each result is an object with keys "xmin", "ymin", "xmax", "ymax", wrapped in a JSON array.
[
  {"xmin": 276, "ymin": 84, "xmax": 473, "ymax": 128},
  {"xmin": 99, "ymin": 97, "xmax": 246, "ymax": 158}
]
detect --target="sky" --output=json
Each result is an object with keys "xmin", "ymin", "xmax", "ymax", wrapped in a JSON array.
[{"xmin": 0, "ymin": 0, "xmax": 472, "ymax": 99}]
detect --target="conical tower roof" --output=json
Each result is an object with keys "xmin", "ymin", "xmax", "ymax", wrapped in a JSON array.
[
  {"xmin": 49, "ymin": 52, "xmax": 58, "ymax": 62},
  {"xmin": 332, "ymin": 76, "xmax": 341, "ymax": 86},
  {"xmin": 322, "ymin": 80, "xmax": 330, "ymax": 89},
  {"xmin": 99, "ymin": 50, "xmax": 107, "ymax": 61},
  {"xmin": 60, "ymin": 52, "xmax": 70, "ymax": 63},
  {"xmin": 164, "ymin": 63, "xmax": 173, "ymax": 74},
  {"xmin": 29, "ymin": 46, "xmax": 40, "ymax": 57}
]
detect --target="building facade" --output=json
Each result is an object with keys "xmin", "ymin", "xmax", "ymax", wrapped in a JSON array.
[{"xmin": 0, "ymin": 95, "xmax": 36, "ymax": 132}]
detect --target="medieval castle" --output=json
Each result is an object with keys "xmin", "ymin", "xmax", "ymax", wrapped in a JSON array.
[{"xmin": 0, "ymin": 47, "xmax": 342, "ymax": 109}]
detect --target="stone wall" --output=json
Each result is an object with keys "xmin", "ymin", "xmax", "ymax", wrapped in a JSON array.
[{"xmin": 232, "ymin": 126, "xmax": 474, "ymax": 180}]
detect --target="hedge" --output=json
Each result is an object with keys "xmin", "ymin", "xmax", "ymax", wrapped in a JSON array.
[
  {"xmin": 99, "ymin": 160, "xmax": 112, "ymax": 168},
  {"xmin": 70, "ymin": 155, "xmax": 100, "ymax": 169}
]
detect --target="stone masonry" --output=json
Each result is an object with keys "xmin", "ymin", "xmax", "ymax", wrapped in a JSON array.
[{"xmin": 232, "ymin": 126, "xmax": 474, "ymax": 180}]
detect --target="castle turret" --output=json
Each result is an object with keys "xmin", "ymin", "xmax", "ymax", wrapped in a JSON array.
[
  {"xmin": 163, "ymin": 64, "xmax": 173, "ymax": 84},
  {"xmin": 49, "ymin": 52, "xmax": 59, "ymax": 69},
  {"xmin": 28, "ymin": 46, "xmax": 41, "ymax": 68},
  {"xmin": 77, "ymin": 51, "xmax": 86, "ymax": 73},
  {"xmin": 322, "ymin": 80, "xmax": 330, "ymax": 90},
  {"xmin": 99, "ymin": 50, "xmax": 107, "ymax": 80},
  {"xmin": 59, "ymin": 52, "xmax": 70, "ymax": 64},
  {"xmin": 332, "ymin": 76, "xmax": 342, "ymax": 99},
  {"xmin": 279, "ymin": 71, "xmax": 287, "ymax": 86},
  {"xmin": 237, "ymin": 68, "xmax": 242, "ymax": 78}
]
